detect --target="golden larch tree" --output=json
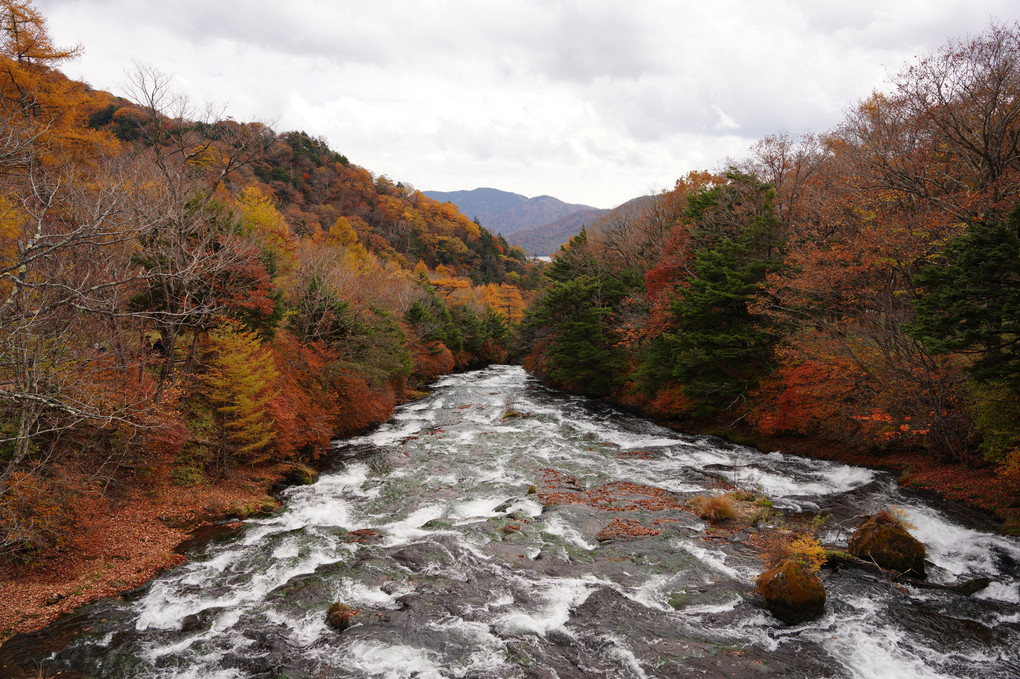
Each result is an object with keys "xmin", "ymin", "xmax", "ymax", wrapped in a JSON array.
[{"xmin": 203, "ymin": 324, "xmax": 278, "ymax": 464}]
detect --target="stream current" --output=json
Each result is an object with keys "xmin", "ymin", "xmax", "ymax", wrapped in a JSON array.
[{"xmin": 6, "ymin": 365, "xmax": 1020, "ymax": 677}]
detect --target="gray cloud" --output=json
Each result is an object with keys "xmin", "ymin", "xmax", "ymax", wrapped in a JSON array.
[{"xmin": 34, "ymin": 0, "xmax": 1020, "ymax": 207}]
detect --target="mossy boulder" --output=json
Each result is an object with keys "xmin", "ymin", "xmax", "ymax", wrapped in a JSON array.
[
  {"xmin": 756, "ymin": 559, "xmax": 826, "ymax": 624},
  {"xmin": 283, "ymin": 463, "xmax": 319, "ymax": 486},
  {"xmin": 270, "ymin": 463, "xmax": 320, "ymax": 495},
  {"xmin": 227, "ymin": 496, "xmax": 279, "ymax": 520},
  {"xmin": 848, "ymin": 515, "xmax": 926, "ymax": 579}
]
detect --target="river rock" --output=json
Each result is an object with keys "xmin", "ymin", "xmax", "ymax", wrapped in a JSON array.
[
  {"xmin": 757, "ymin": 559, "xmax": 826, "ymax": 624},
  {"xmin": 326, "ymin": 602, "xmax": 363, "ymax": 632},
  {"xmin": 848, "ymin": 515, "xmax": 926, "ymax": 579},
  {"xmin": 269, "ymin": 463, "xmax": 319, "ymax": 495}
]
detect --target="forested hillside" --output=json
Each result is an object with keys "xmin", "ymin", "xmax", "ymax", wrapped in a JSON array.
[
  {"xmin": 518, "ymin": 24, "xmax": 1020, "ymax": 518},
  {"xmin": 0, "ymin": 1, "xmax": 540, "ymax": 560},
  {"xmin": 508, "ymin": 206, "xmax": 608, "ymax": 256}
]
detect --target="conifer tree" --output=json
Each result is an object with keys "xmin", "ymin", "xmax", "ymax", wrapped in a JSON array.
[
  {"xmin": 641, "ymin": 172, "xmax": 785, "ymax": 415},
  {"xmin": 520, "ymin": 228, "xmax": 639, "ymax": 396},
  {"xmin": 203, "ymin": 324, "xmax": 278, "ymax": 465},
  {"xmin": 910, "ymin": 206, "xmax": 1020, "ymax": 393}
]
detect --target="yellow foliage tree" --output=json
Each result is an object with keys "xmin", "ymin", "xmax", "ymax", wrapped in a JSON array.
[
  {"xmin": 432, "ymin": 275, "xmax": 472, "ymax": 304},
  {"xmin": 481, "ymin": 283, "xmax": 525, "ymax": 324},
  {"xmin": 0, "ymin": 0, "xmax": 113, "ymax": 164},
  {"xmin": 236, "ymin": 184, "xmax": 294, "ymax": 271},
  {"xmin": 0, "ymin": 0, "xmax": 81, "ymax": 64},
  {"xmin": 0, "ymin": 194, "xmax": 26, "ymax": 296},
  {"xmin": 326, "ymin": 216, "xmax": 358, "ymax": 247},
  {"xmin": 236, "ymin": 186, "xmax": 286, "ymax": 232},
  {"xmin": 326, "ymin": 216, "xmax": 369, "ymax": 263},
  {"xmin": 203, "ymin": 324, "xmax": 278, "ymax": 464}
]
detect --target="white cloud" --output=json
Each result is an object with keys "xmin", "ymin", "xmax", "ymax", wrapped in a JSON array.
[
  {"xmin": 712, "ymin": 105, "xmax": 740, "ymax": 132},
  {"xmin": 34, "ymin": 0, "xmax": 1020, "ymax": 208}
]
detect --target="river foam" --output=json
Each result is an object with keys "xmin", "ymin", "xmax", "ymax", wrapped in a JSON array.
[{"xmin": 28, "ymin": 365, "xmax": 1020, "ymax": 679}]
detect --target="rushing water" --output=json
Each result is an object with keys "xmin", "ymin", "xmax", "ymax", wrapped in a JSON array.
[{"xmin": 4, "ymin": 365, "xmax": 1020, "ymax": 678}]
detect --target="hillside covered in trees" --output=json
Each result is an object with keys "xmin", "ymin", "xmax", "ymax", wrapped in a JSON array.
[
  {"xmin": 0, "ymin": 0, "xmax": 541, "ymax": 564},
  {"xmin": 517, "ymin": 24, "xmax": 1020, "ymax": 523}
]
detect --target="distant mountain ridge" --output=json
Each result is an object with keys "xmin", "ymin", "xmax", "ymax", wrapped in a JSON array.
[
  {"xmin": 508, "ymin": 208, "xmax": 607, "ymax": 256},
  {"xmin": 424, "ymin": 187, "xmax": 609, "ymax": 255},
  {"xmin": 422, "ymin": 188, "xmax": 529, "ymax": 231},
  {"xmin": 424, "ymin": 188, "xmax": 597, "ymax": 236}
]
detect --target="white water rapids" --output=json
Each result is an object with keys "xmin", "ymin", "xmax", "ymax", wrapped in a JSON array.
[{"xmin": 13, "ymin": 365, "xmax": 1020, "ymax": 677}]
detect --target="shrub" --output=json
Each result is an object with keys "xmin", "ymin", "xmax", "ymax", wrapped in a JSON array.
[
  {"xmin": 787, "ymin": 534, "xmax": 827, "ymax": 573},
  {"xmin": 0, "ymin": 472, "xmax": 73, "ymax": 561},
  {"xmin": 873, "ymin": 505, "xmax": 915, "ymax": 530},
  {"xmin": 327, "ymin": 602, "xmax": 361, "ymax": 631},
  {"xmin": 170, "ymin": 464, "xmax": 206, "ymax": 487},
  {"xmin": 998, "ymin": 449, "xmax": 1020, "ymax": 499},
  {"xmin": 689, "ymin": 493, "xmax": 736, "ymax": 524}
]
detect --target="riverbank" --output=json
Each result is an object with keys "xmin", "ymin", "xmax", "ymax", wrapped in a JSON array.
[
  {"xmin": 9, "ymin": 365, "xmax": 1014, "ymax": 678},
  {"xmin": 609, "ymin": 394, "xmax": 1019, "ymax": 532},
  {"xmin": 0, "ymin": 379, "xmax": 439, "ymax": 643},
  {"xmin": 746, "ymin": 432, "xmax": 1020, "ymax": 532},
  {"xmin": 0, "ymin": 463, "xmax": 291, "ymax": 642}
]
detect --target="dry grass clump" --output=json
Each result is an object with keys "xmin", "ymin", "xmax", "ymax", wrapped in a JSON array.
[
  {"xmin": 730, "ymin": 488, "xmax": 757, "ymax": 502},
  {"xmin": 750, "ymin": 530, "xmax": 827, "ymax": 574},
  {"xmin": 326, "ymin": 602, "xmax": 361, "ymax": 631},
  {"xmin": 689, "ymin": 493, "xmax": 737, "ymax": 524},
  {"xmin": 595, "ymin": 518, "xmax": 662, "ymax": 541},
  {"xmin": 502, "ymin": 395, "xmax": 524, "ymax": 419}
]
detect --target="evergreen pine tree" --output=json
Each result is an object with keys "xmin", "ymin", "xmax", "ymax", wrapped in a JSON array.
[{"xmin": 910, "ymin": 207, "xmax": 1020, "ymax": 393}]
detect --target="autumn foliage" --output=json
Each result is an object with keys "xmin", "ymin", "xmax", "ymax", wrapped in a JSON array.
[
  {"xmin": 519, "ymin": 22, "xmax": 1020, "ymax": 508},
  {"xmin": 0, "ymin": 1, "xmax": 537, "ymax": 560}
]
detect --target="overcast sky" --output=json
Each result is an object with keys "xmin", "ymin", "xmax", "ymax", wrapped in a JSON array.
[{"xmin": 35, "ymin": 0, "xmax": 1020, "ymax": 208}]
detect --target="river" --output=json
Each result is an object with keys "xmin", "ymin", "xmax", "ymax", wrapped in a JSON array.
[{"xmin": 3, "ymin": 365, "xmax": 1019, "ymax": 677}]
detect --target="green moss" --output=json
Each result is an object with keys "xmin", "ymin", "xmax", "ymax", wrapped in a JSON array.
[
  {"xmin": 422, "ymin": 518, "xmax": 452, "ymax": 529},
  {"xmin": 228, "ymin": 496, "xmax": 279, "ymax": 520},
  {"xmin": 170, "ymin": 465, "xmax": 206, "ymax": 487},
  {"xmin": 823, "ymin": 549, "xmax": 854, "ymax": 564},
  {"xmin": 292, "ymin": 463, "xmax": 318, "ymax": 485}
]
